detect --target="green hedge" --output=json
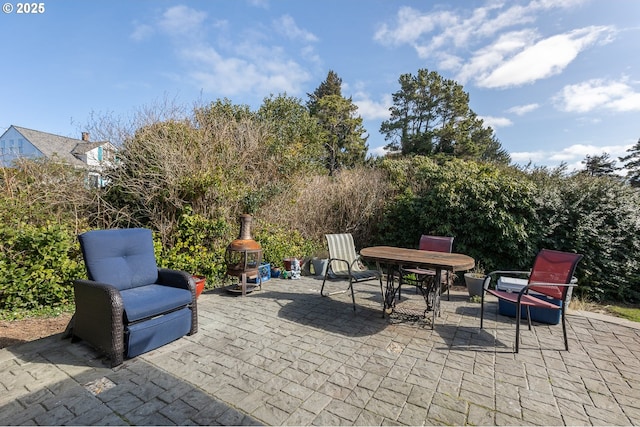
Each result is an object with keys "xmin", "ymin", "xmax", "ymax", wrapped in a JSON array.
[
  {"xmin": 2, "ymin": 155, "xmax": 638, "ymax": 313},
  {"xmin": 376, "ymin": 157, "xmax": 640, "ymax": 302},
  {"xmin": 154, "ymin": 210, "xmax": 323, "ymax": 286},
  {"xmin": 0, "ymin": 223, "xmax": 84, "ymax": 312},
  {"xmin": 376, "ymin": 157, "xmax": 538, "ymax": 269}
]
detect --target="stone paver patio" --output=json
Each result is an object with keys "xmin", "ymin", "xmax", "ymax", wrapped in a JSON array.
[{"xmin": 1, "ymin": 276, "xmax": 639, "ymax": 425}]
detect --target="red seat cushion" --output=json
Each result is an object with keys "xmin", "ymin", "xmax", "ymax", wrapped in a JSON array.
[{"xmin": 486, "ymin": 289, "xmax": 561, "ymax": 310}]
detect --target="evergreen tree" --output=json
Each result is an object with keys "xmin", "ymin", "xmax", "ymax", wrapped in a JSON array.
[
  {"xmin": 380, "ymin": 68, "xmax": 509, "ymax": 163},
  {"xmin": 619, "ymin": 138, "xmax": 640, "ymax": 187},
  {"xmin": 581, "ymin": 153, "xmax": 618, "ymax": 177},
  {"xmin": 307, "ymin": 70, "xmax": 342, "ymax": 113},
  {"xmin": 307, "ymin": 71, "xmax": 369, "ymax": 175}
]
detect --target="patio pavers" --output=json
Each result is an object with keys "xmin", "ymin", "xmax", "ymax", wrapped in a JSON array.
[{"xmin": 1, "ymin": 276, "xmax": 639, "ymax": 425}]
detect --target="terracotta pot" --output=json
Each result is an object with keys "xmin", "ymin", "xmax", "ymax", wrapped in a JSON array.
[
  {"xmin": 192, "ymin": 275, "xmax": 206, "ymax": 298},
  {"xmin": 283, "ymin": 257, "xmax": 296, "ymax": 271}
]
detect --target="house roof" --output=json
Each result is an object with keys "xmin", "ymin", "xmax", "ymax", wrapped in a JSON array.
[{"xmin": 10, "ymin": 125, "xmax": 112, "ymax": 166}]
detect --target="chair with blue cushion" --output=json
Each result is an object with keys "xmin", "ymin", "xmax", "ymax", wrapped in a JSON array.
[{"xmin": 71, "ymin": 228, "xmax": 197, "ymax": 366}]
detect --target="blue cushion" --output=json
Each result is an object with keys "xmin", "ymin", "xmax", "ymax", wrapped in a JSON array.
[
  {"xmin": 120, "ymin": 284, "xmax": 192, "ymax": 322},
  {"xmin": 79, "ymin": 228, "xmax": 158, "ymax": 290},
  {"xmin": 126, "ymin": 307, "xmax": 192, "ymax": 358}
]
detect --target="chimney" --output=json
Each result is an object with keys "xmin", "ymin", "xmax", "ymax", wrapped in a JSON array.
[{"xmin": 81, "ymin": 132, "xmax": 90, "ymax": 141}]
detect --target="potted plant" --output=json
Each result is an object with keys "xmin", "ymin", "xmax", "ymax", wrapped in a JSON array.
[
  {"xmin": 192, "ymin": 275, "xmax": 207, "ymax": 298},
  {"xmin": 464, "ymin": 265, "xmax": 485, "ymax": 298}
]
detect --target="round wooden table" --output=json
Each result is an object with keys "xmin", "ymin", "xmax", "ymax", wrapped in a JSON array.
[{"xmin": 361, "ymin": 246, "xmax": 475, "ymax": 327}]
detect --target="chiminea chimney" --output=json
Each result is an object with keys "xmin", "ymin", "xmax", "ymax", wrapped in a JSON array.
[{"xmin": 81, "ymin": 132, "xmax": 90, "ymax": 141}]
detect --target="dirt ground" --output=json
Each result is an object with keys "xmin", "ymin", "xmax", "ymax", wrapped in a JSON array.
[{"xmin": 0, "ymin": 312, "xmax": 73, "ymax": 349}]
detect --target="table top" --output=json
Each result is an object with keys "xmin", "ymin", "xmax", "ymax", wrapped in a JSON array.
[{"xmin": 361, "ymin": 246, "xmax": 475, "ymax": 272}]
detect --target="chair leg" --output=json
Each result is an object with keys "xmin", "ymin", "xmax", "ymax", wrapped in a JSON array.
[
  {"xmin": 561, "ymin": 307, "xmax": 569, "ymax": 351},
  {"xmin": 445, "ymin": 272, "xmax": 450, "ymax": 301},
  {"xmin": 349, "ymin": 278, "xmax": 356, "ymax": 312},
  {"xmin": 110, "ymin": 352, "xmax": 124, "ymax": 368},
  {"xmin": 321, "ymin": 269, "xmax": 329, "ymax": 297},
  {"xmin": 515, "ymin": 303, "xmax": 521, "ymax": 353},
  {"xmin": 480, "ymin": 291, "xmax": 485, "ymax": 329},
  {"xmin": 382, "ymin": 269, "xmax": 391, "ymax": 317},
  {"xmin": 526, "ymin": 306, "xmax": 532, "ymax": 330}
]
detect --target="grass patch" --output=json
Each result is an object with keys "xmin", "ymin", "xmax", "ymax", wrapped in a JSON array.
[
  {"xmin": 570, "ymin": 297, "xmax": 640, "ymax": 323},
  {"xmin": 608, "ymin": 306, "xmax": 640, "ymax": 323}
]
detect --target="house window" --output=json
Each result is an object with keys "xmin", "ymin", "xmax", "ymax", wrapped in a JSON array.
[
  {"xmin": 18, "ymin": 139, "xmax": 23, "ymax": 154},
  {"xmin": 98, "ymin": 146, "xmax": 103, "ymax": 162}
]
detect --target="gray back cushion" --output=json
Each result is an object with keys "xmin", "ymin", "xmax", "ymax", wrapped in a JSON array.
[{"xmin": 79, "ymin": 228, "xmax": 158, "ymax": 290}]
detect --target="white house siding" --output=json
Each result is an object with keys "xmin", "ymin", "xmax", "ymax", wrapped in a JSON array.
[
  {"xmin": 0, "ymin": 127, "xmax": 43, "ymax": 167},
  {"xmin": 85, "ymin": 146, "xmax": 104, "ymax": 167}
]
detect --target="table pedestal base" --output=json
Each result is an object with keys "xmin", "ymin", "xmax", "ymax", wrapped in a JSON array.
[{"xmin": 381, "ymin": 264, "xmax": 442, "ymax": 329}]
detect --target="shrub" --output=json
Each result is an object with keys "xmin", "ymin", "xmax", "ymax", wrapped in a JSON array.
[
  {"xmin": 377, "ymin": 157, "xmax": 538, "ymax": 270},
  {"xmin": 154, "ymin": 208, "xmax": 231, "ymax": 284},
  {"xmin": 253, "ymin": 221, "xmax": 321, "ymax": 269},
  {"xmin": 259, "ymin": 167, "xmax": 389, "ymax": 246},
  {"xmin": 535, "ymin": 173, "xmax": 640, "ymax": 302},
  {"xmin": 0, "ymin": 223, "xmax": 83, "ymax": 311},
  {"xmin": 377, "ymin": 157, "xmax": 640, "ymax": 302}
]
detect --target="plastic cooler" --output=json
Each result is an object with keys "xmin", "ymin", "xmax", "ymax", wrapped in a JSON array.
[{"xmin": 496, "ymin": 276, "xmax": 562, "ymax": 325}]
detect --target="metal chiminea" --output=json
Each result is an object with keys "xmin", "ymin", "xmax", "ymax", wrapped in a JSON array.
[{"xmin": 224, "ymin": 214, "xmax": 262, "ymax": 295}]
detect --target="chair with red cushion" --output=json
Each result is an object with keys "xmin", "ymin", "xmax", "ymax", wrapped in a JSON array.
[
  {"xmin": 480, "ymin": 249, "xmax": 583, "ymax": 352},
  {"xmin": 399, "ymin": 235, "xmax": 455, "ymax": 303}
]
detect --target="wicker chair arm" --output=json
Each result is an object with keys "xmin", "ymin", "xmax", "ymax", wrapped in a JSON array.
[
  {"xmin": 158, "ymin": 268, "xmax": 194, "ymax": 292},
  {"xmin": 157, "ymin": 268, "xmax": 198, "ymax": 335},
  {"xmin": 72, "ymin": 279, "xmax": 124, "ymax": 365}
]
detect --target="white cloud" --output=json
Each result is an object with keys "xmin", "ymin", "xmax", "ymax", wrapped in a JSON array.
[
  {"xmin": 507, "ymin": 103, "xmax": 540, "ymax": 115},
  {"xmin": 184, "ymin": 45, "xmax": 310, "ymax": 96},
  {"xmin": 555, "ymin": 78, "xmax": 640, "ymax": 113},
  {"xmin": 511, "ymin": 143, "xmax": 633, "ymax": 171},
  {"xmin": 480, "ymin": 115, "xmax": 513, "ymax": 128},
  {"xmin": 477, "ymin": 26, "xmax": 614, "ymax": 88},
  {"xmin": 138, "ymin": 5, "xmax": 314, "ymax": 99},
  {"xmin": 436, "ymin": 52, "xmax": 463, "ymax": 71},
  {"xmin": 374, "ymin": 0, "xmax": 608, "ymax": 88},
  {"xmin": 353, "ymin": 93, "xmax": 392, "ymax": 120},
  {"xmin": 274, "ymin": 15, "xmax": 318, "ymax": 42},
  {"xmin": 248, "ymin": 0, "xmax": 269, "ymax": 9},
  {"xmin": 373, "ymin": 6, "xmax": 444, "ymax": 46},
  {"xmin": 456, "ymin": 29, "xmax": 535, "ymax": 85},
  {"xmin": 369, "ymin": 145, "xmax": 391, "ymax": 158},
  {"xmin": 130, "ymin": 22, "xmax": 154, "ymax": 41},
  {"xmin": 158, "ymin": 5, "xmax": 208, "ymax": 37}
]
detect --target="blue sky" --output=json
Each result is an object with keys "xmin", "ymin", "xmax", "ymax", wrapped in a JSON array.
[{"xmin": 2, "ymin": 0, "xmax": 639, "ymax": 170}]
